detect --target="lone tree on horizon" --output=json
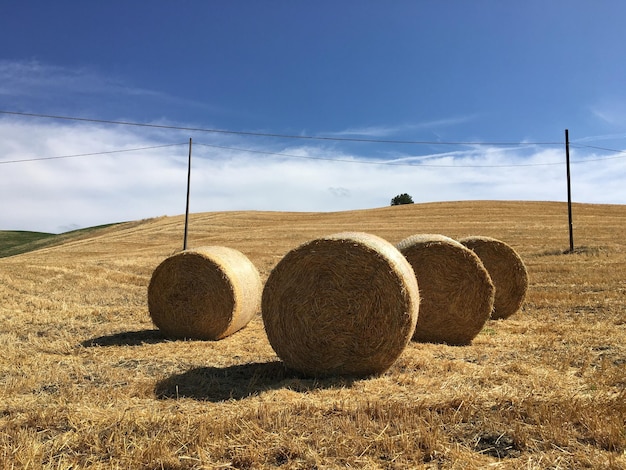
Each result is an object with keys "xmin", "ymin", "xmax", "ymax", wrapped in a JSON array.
[{"xmin": 391, "ymin": 193, "xmax": 414, "ymax": 206}]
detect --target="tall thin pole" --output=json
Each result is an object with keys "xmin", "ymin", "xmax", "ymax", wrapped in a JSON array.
[
  {"xmin": 565, "ymin": 129, "xmax": 574, "ymax": 253},
  {"xmin": 183, "ymin": 137, "xmax": 192, "ymax": 251}
]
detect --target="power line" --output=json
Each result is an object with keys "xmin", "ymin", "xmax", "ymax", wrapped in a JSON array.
[
  {"xmin": 2, "ymin": 139, "xmax": 624, "ymax": 168},
  {"xmin": 572, "ymin": 143, "xmax": 626, "ymax": 155},
  {"xmin": 569, "ymin": 153, "xmax": 626, "ymax": 163},
  {"xmin": 1, "ymin": 109, "xmax": 623, "ymax": 167},
  {"xmin": 0, "ymin": 143, "xmax": 187, "ymax": 165},
  {"xmin": 0, "ymin": 110, "xmax": 563, "ymax": 146}
]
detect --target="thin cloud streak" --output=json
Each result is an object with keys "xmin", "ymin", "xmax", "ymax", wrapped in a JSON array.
[
  {"xmin": 0, "ymin": 60, "xmax": 130, "ymax": 97},
  {"xmin": 572, "ymin": 131, "xmax": 626, "ymax": 144},
  {"xmin": 589, "ymin": 102, "xmax": 626, "ymax": 128},
  {"xmin": 327, "ymin": 115, "xmax": 479, "ymax": 138},
  {"xmin": 0, "ymin": 59, "xmax": 219, "ymax": 114}
]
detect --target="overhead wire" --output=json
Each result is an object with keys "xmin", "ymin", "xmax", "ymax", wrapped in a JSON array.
[
  {"xmin": 1, "ymin": 110, "xmax": 625, "ymax": 167},
  {"xmin": 0, "ymin": 142, "xmax": 188, "ymax": 165},
  {"xmin": 2, "ymin": 139, "xmax": 625, "ymax": 168},
  {"xmin": 571, "ymin": 143, "xmax": 626, "ymax": 154},
  {"xmin": 0, "ymin": 110, "xmax": 563, "ymax": 146}
]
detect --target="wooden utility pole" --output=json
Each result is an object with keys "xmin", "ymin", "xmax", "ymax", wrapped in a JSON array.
[
  {"xmin": 183, "ymin": 138, "xmax": 192, "ymax": 251},
  {"xmin": 565, "ymin": 129, "xmax": 574, "ymax": 253}
]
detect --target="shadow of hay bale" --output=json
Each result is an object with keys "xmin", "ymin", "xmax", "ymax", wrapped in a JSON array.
[
  {"xmin": 154, "ymin": 361, "xmax": 356, "ymax": 402},
  {"xmin": 81, "ymin": 329, "xmax": 167, "ymax": 347}
]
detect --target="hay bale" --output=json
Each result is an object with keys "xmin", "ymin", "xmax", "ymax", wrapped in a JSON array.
[
  {"xmin": 459, "ymin": 236, "xmax": 528, "ymax": 320},
  {"xmin": 396, "ymin": 234, "xmax": 495, "ymax": 345},
  {"xmin": 148, "ymin": 246, "xmax": 262, "ymax": 340},
  {"xmin": 261, "ymin": 232, "xmax": 419, "ymax": 377}
]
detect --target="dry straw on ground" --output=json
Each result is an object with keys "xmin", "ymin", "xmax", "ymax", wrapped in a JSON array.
[
  {"xmin": 459, "ymin": 235, "xmax": 528, "ymax": 320},
  {"xmin": 2, "ymin": 202, "xmax": 626, "ymax": 468},
  {"xmin": 148, "ymin": 246, "xmax": 262, "ymax": 340},
  {"xmin": 261, "ymin": 232, "xmax": 419, "ymax": 377},
  {"xmin": 396, "ymin": 234, "xmax": 495, "ymax": 345}
]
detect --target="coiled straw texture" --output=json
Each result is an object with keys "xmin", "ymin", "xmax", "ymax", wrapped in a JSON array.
[
  {"xmin": 262, "ymin": 232, "xmax": 419, "ymax": 377},
  {"xmin": 148, "ymin": 246, "xmax": 262, "ymax": 340},
  {"xmin": 459, "ymin": 236, "xmax": 528, "ymax": 320},
  {"xmin": 396, "ymin": 234, "xmax": 495, "ymax": 345}
]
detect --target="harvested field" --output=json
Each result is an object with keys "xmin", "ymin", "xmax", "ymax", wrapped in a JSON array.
[{"xmin": 0, "ymin": 201, "xmax": 625, "ymax": 469}]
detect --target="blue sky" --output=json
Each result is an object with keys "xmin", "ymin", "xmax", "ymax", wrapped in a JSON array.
[{"xmin": 1, "ymin": 1, "xmax": 626, "ymax": 232}]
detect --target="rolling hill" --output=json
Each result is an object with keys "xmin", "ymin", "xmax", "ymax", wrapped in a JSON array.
[{"xmin": 0, "ymin": 201, "xmax": 624, "ymax": 469}]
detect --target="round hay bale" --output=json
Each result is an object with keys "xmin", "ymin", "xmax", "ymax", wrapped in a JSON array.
[
  {"xmin": 148, "ymin": 246, "xmax": 262, "ymax": 340},
  {"xmin": 261, "ymin": 232, "xmax": 419, "ymax": 377},
  {"xmin": 459, "ymin": 236, "xmax": 528, "ymax": 320},
  {"xmin": 396, "ymin": 234, "xmax": 495, "ymax": 345}
]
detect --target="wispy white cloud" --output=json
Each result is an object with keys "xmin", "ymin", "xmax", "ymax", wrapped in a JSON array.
[
  {"xmin": 0, "ymin": 59, "xmax": 216, "ymax": 113},
  {"xmin": 591, "ymin": 108, "xmax": 618, "ymax": 126},
  {"xmin": 327, "ymin": 115, "xmax": 479, "ymax": 138},
  {"xmin": 0, "ymin": 60, "xmax": 124, "ymax": 97},
  {"xmin": 2, "ymin": 117, "xmax": 624, "ymax": 233},
  {"xmin": 572, "ymin": 131, "xmax": 626, "ymax": 144},
  {"xmin": 589, "ymin": 98, "xmax": 626, "ymax": 130}
]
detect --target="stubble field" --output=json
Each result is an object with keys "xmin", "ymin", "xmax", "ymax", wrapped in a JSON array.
[{"xmin": 0, "ymin": 201, "xmax": 624, "ymax": 469}]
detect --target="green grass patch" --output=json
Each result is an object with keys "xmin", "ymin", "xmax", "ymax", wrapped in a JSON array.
[
  {"xmin": 0, "ymin": 231, "xmax": 57, "ymax": 258},
  {"xmin": 0, "ymin": 223, "xmax": 122, "ymax": 258}
]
